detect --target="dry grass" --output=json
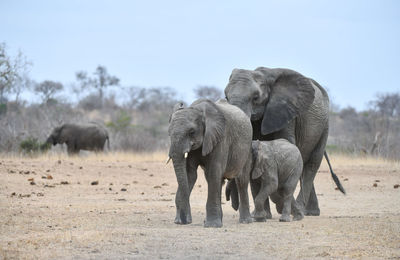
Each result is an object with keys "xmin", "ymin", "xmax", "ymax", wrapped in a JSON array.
[{"xmin": 1, "ymin": 152, "xmax": 399, "ymax": 259}]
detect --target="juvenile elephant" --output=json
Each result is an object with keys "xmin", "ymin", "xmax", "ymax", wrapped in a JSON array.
[
  {"xmin": 224, "ymin": 67, "xmax": 345, "ymax": 217},
  {"xmin": 250, "ymin": 139, "xmax": 304, "ymax": 222},
  {"xmin": 46, "ymin": 123, "xmax": 109, "ymax": 155},
  {"xmin": 167, "ymin": 99, "xmax": 253, "ymax": 227}
]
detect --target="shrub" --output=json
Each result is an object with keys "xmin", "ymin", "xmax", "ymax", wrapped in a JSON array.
[{"xmin": 20, "ymin": 137, "xmax": 51, "ymax": 153}]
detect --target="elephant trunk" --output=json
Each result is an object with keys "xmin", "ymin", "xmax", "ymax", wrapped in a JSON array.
[
  {"xmin": 172, "ymin": 156, "xmax": 190, "ymax": 224},
  {"xmin": 228, "ymin": 97, "xmax": 252, "ymax": 118}
]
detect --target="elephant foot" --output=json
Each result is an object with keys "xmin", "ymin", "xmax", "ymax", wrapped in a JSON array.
[
  {"xmin": 253, "ymin": 209, "xmax": 268, "ymax": 222},
  {"xmin": 204, "ymin": 218, "xmax": 222, "ymax": 228},
  {"xmin": 279, "ymin": 214, "xmax": 291, "ymax": 222},
  {"xmin": 293, "ymin": 212, "xmax": 304, "ymax": 221},
  {"xmin": 253, "ymin": 216, "xmax": 267, "ymax": 222},
  {"xmin": 239, "ymin": 216, "xmax": 253, "ymax": 224},
  {"xmin": 251, "ymin": 209, "xmax": 272, "ymax": 219},
  {"xmin": 174, "ymin": 212, "xmax": 192, "ymax": 225},
  {"xmin": 304, "ymin": 208, "xmax": 320, "ymax": 216}
]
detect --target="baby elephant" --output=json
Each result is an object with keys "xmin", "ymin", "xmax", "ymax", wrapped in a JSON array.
[{"xmin": 251, "ymin": 139, "xmax": 304, "ymax": 222}]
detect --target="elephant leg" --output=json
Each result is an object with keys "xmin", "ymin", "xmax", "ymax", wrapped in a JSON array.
[
  {"xmin": 296, "ymin": 130, "xmax": 327, "ymax": 216},
  {"xmin": 305, "ymin": 185, "xmax": 320, "ymax": 216},
  {"xmin": 250, "ymin": 178, "xmax": 272, "ymax": 219},
  {"xmin": 253, "ymin": 178, "xmax": 277, "ymax": 222},
  {"xmin": 235, "ymin": 175, "xmax": 252, "ymax": 224},
  {"xmin": 279, "ymin": 194, "xmax": 292, "ymax": 222},
  {"xmin": 175, "ymin": 163, "xmax": 197, "ymax": 224},
  {"xmin": 67, "ymin": 144, "xmax": 79, "ymax": 156},
  {"xmin": 270, "ymin": 192, "xmax": 283, "ymax": 214},
  {"xmin": 291, "ymin": 196, "xmax": 304, "ymax": 221},
  {"xmin": 204, "ymin": 169, "xmax": 223, "ymax": 228}
]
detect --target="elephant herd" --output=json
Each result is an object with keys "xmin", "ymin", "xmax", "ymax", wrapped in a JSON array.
[
  {"xmin": 45, "ymin": 67, "xmax": 345, "ymax": 228},
  {"xmin": 168, "ymin": 67, "xmax": 345, "ymax": 227}
]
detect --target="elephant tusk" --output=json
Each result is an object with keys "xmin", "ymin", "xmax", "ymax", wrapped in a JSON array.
[
  {"xmin": 184, "ymin": 152, "xmax": 188, "ymax": 158},
  {"xmin": 166, "ymin": 157, "xmax": 171, "ymax": 164}
]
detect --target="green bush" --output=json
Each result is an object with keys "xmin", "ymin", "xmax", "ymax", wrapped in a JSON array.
[{"xmin": 20, "ymin": 137, "xmax": 51, "ymax": 153}]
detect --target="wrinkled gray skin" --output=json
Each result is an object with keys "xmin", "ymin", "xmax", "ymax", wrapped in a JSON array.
[
  {"xmin": 46, "ymin": 123, "xmax": 109, "ymax": 155},
  {"xmin": 225, "ymin": 67, "xmax": 345, "ymax": 217},
  {"xmin": 250, "ymin": 139, "xmax": 304, "ymax": 222},
  {"xmin": 168, "ymin": 99, "xmax": 252, "ymax": 228}
]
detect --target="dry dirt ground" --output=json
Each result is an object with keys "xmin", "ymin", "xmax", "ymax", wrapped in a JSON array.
[{"xmin": 1, "ymin": 152, "xmax": 399, "ymax": 259}]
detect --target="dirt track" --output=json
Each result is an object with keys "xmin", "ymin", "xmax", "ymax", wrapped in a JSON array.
[{"xmin": 1, "ymin": 153, "xmax": 399, "ymax": 259}]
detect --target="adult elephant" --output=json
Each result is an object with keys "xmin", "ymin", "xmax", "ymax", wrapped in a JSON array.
[
  {"xmin": 224, "ymin": 67, "xmax": 345, "ymax": 217},
  {"xmin": 46, "ymin": 123, "xmax": 110, "ymax": 155}
]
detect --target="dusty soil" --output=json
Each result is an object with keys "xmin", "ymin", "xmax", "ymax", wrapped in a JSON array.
[{"xmin": 1, "ymin": 153, "xmax": 399, "ymax": 259}]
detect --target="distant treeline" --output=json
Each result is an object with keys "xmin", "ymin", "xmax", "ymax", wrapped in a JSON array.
[{"xmin": 1, "ymin": 43, "xmax": 399, "ymax": 159}]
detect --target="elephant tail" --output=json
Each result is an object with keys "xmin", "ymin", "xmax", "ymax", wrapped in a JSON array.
[{"xmin": 324, "ymin": 151, "xmax": 346, "ymax": 194}]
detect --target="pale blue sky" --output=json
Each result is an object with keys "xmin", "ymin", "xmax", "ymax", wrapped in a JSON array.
[{"xmin": 1, "ymin": 0, "xmax": 399, "ymax": 110}]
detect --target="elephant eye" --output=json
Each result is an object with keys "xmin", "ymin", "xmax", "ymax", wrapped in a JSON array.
[
  {"xmin": 252, "ymin": 95, "xmax": 259, "ymax": 103},
  {"xmin": 188, "ymin": 129, "xmax": 195, "ymax": 137}
]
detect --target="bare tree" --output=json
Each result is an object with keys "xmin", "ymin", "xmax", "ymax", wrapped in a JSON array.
[
  {"xmin": 75, "ymin": 65, "xmax": 120, "ymax": 108},
  {"xmin": 34, "ymin": 80, "xmax": 64, "ymax": 104},
  {"xmin": 194, "ymin": 85, "xmax": 223, "ymax": 101},
  {"xmin": 0, "ymin": 43, "xmax": 31, "ymax": 103}
]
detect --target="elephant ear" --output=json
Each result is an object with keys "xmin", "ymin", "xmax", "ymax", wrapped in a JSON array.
[
  {"xmin": 251, "ymin": 142, "xmax": 276, "ymax": 180},
  {"xmin": 260, "ymin": 70, "xmax": 315, "ymax": 135},
  {"xmin": 192, "ymin": 100, "xmax": 226, "ymax": 156}
]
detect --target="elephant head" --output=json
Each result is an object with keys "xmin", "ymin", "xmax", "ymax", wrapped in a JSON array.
[
  {"xmin": 46, "ymin": 125, "xmax": 65, "ymax": 145},
  {"xmin": 168, "ymin": 99, "xmax": 225, "ymax": 223},
  {"xmin": 224, "ymin": 67, "xmax": 315, "ymax": 135}
]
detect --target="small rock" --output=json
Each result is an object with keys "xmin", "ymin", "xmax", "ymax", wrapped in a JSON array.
[
  {"xmin": 141, "ymin": 192, "xmax": 145, "ymax": 195},
  {"xmin": 60, "ymin": 181, "xmax": 69, "ymax": 185},
  {"xmin": 24, "ymin": 171, "xmax": 30, "ymax": 174},
  {"xmin": 109, "ymin": 187, "xmax": 112, "ymax": 191},
  {"xmin": 11, "ymin": 192, "xmax": 16, "ymax": 196},
  {"xmin": 375, "ymin": 180, "xmax": 380, "ymax": 182},
  {"xmin": 46, "ymin": 169, "xmax": 51, "ymax": 172},
  {"xmin": 44, "ymin": 184, "xmax": 55, "ymax": 188},
  {"xmin": 128, "ymin": 165, "xmax": 132, "ymax": 168},
  {"xmin": 142, "ymin": 168, "xmax": 148, "ymax": 171},
  {"xmin": 28, "ymin": 178, "xmax": 34, "ymax": 182},
  {"xmin": 162, "ymin": 183, "xmax": 168, "ymax": 186},
  {"xmin": 394, "ymin": 184, "xmax": 399, "ymax": 189},
  {"xmin": 91, "ymin": 181, "xmax": 99, "ymax": 185},
  {"xmin": 373, "ymin": 183, "xmax": 378, "ymax": 187},
  {"xmin": 58, "ymin": 160, "xmax": 61, "ymax": 164},
  {"xmin": 30, "ymin": 181, "xmax": 36, "ymax": 185},
  {"xmin": 343, "ymin": 178, "xmax": 348, "ymax": 181},
  {"xmin": 121, "ymin": 188, "xmax": 127, "ymax": 191},
  {"xmin": 42, "ymin": 176, "xmax": 47, "ymax": 179},
  {"xmin": 37, "ymin": 193, "xmax": 44, "ymax": 197},
  {"xmin": 9, "ymin": 170, "xmax": 15, "ymax": 173},
  {"xmin": 79, "ymin": 166, "xmax": 83, "ymax": 169},
  {"xmin": 154, "ymin": 185, "xmax": 161, "ymax": 189},
  {"xmin": 149, "ymin": 174, "xmax": 154, "ymax": 177},
  {"xmin": 133, "ymin": 181, "xmax": 138, "ymax": 184},
  {"xmin": 47, "ymin": 175, "xmax": 53, "ymax": 180},
  {"xmin": 109, "ymin": 183, "xmax": 113, "ymax": 186},
  {"xmin": 198, "ymin": 185, "xmax": 202, "ymax": 188}
]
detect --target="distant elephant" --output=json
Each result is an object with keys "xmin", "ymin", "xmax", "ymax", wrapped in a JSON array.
[
  {"xmin": 224, "ymin": 67, "xmax": 345, "ymax": 217},
  {"xmin": 46, "ymin": 123, "xmax": 110, "ymax": 155},
  {"xmin": 250, "ymin": 139, "xmax": 304, "ymax": 222},
  {"xmin": 167, "ymin": 99, "xmax": 253, "ymax": 227}
]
